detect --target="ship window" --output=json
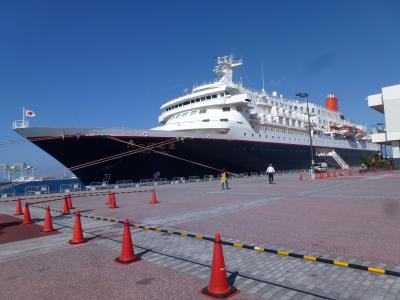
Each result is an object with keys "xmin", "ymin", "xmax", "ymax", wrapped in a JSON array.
[
  {"xmin": 179, "ymin": 103, "xmax": 182, "ymax": 107},
  {"xmin": 222, "ymin": 107, "xmax": 230, "ymax": 112},
  {"xmin": 300, "ymin": 107, "xmax": 303, "ymax": 111},
  {"xmin": 220, "ymin": 119, "xmax": 228, "ymax": 122},
  {"xmin": 311, "ymin": 108, "xmax": 315, "ymax": 113},
  {"xmin": 206, "ymin": 95, "xmax": 211, "ymax": 100},
  {"xmin": 252, "ymin": 133, "xmax": 254, "ymax": 137},
  {"xmin": 237, "ymin": 121, "xmax": 243, "ymax": 124},
  {"xmin": 190, "ymin": 110, "xmax": 197, "ymax": 115},
  {"xmin": 259, "ymin": 134, "xmax": 261, "ymax": 138},
  {"xmin": 244, "ymin": 133, "xmax": 247, "ymax": 136},
  {"xmin": 190, "ymin": 100, "xmax": 195, "ymax": 103},
  {"xmin": 220, "ymin": 93, "xmax": 224, "ymax": 97},
  {"xmin": 199, "ymin": 109, "xmax": 207, "ymax": 114},
  {"xmin": 196, "ymin": 98, "xmax": 200, "ymax": 102},
  {"xmin": 294, "ymin": 106, "xmax": 297, "ymax": 110},
  {"xmin": 201, "ymin": 97, "xmax": 206, "ymax": 101},
  {"xmin": 183, "ymin": 101, "xmax": 190, "ymax": 105},
  {"xmin": 225, "ymin": 91, "xmax": 230, "ymax": 95},
  {"xmin": 212, "ymin": 94, "xmax": 217, "ymax": 99},
  {"xmin": 182, "ymin": 112, "xmax": 188, "ymax": 116},
  {"xmin": 266, "ymin": 135, "xmax": 268, "ymax": 138},
  {"xmin": 202, "ymin": 119, "xmax": 210, "ymax": 122},
  {"xmin": 175, "ymin": 114, "xmax": 181, "ymax": 118},
  {"xmin": 236, "ymin": 107, "xmax": 243, "ymax": 111}
]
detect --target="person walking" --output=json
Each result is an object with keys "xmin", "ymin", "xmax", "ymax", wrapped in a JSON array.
[
  {"xmin": 266, "ymin": 163, "xmax": 276, "ymax": 184},
  {"xmin": 224, "ymin": 170, "xmax": 229, "ymax": 190},
  {"xmin": 308, "ymin": 167, "xmax": 315, "ymax": 180},
  {"xmin": 220, "ymin": 170, "xmax": 227, "ymax": 191}
]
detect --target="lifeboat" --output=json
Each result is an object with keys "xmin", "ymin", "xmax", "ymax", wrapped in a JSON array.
[
  {"xmin": 341, "ymin": 125, "xmax": 357, "ymax": 138},
  {"xmin": 355, "ymin": 129, "xmax": 367, "ymax": 139}
]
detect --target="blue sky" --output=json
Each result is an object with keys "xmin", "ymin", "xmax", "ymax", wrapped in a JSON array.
[{"xmin": 0, "ymin": 0, "xmax": 399, "ymax": 176}]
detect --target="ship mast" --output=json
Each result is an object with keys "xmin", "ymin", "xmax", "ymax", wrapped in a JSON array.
[{"xmin": 213, "ymin": 55, "xmax": 242, "ymax": 84}]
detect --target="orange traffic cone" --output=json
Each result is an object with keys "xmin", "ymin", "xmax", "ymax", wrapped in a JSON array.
[
  {"xmin": 200, "ymin": 233, "xmax": 239, "ymax": 298},
  {"xmin": 63, "ymin": 197, "xmax": 70, "ymax": 215},
  {"xmin": 333, "ymin": 169, "xmax": 337, "ymax": 177},
  {"xmin": 115, "ymin": 218, "xmax": 142, "ymax": 264},
  {"xmin": 106, "ymin": 190, "xmax": 112, "ymax": 205},
  {"xmin": 150, "ymin": 190, "xmax": 158, "ymax": 204},
  {"xmin": 41, "ymin": 205, "xmax": 55, "ymax": 233},
  {"xmin": 299, "ymin": 173, "xmax": 303, "ymax": 181},
  {"xmin": 15, "ymin": 197, "xmax": 23, "ymax": 216},
  {"xmin": 326, "ymin": 171, "xmax": 331, "ymax": 178},
  {"xmin": 67, "ymin": 193, "xmax": 74, "ymax": 209},
  {"xmin": 22, "ymin": 202, "xmax": 33, "ymax": 224},
  {"xmin": 109, "ymin": 192, "xmax": 118, "ymax": 209},
  {"xmin": 69, "ymin": 209, "xmax": 87, "ymax": 245},
  {"xmin": 349, "ymin": 169, "xmax": 352, "ymax": 176}
]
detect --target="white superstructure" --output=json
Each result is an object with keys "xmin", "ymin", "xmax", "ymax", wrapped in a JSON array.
[
  {"xmin": 153, "ymin": 55, "xmax": 377, "ymax": 153},
  {"xmin": 368, "ymin": 84, "xmax": 400, "ymax": 166}
]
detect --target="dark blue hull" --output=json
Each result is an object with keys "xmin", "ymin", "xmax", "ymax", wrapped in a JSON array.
[{"xmin": 31, "ymin": 136, "xmax": 376, "ymax": 185}]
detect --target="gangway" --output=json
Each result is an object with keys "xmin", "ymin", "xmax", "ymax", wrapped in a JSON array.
[{"xmin": 316, "ymin": 149, "xmax": 349, "ymax": 169}]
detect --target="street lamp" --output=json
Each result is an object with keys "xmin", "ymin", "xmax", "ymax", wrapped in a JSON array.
[{"xmin": 296, "ymin": 92, "xmax": 314, "ymax": 168}]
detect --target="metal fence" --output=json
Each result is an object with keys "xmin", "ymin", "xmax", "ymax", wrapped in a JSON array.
[
  {"xmin": 25, "ymin": 185, "xmax": 50, "ymax": 196},
  {"xmin": 60, "ymin": 183, "xmax": 81, "ymax": 193}
]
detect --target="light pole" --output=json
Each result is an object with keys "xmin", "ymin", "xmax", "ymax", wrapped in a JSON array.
[{"xmin": 296, "ymin": 92, "xmax": 314, "ymax": 168}]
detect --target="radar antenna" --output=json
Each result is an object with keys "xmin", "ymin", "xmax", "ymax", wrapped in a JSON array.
[{"xmin": 213, "ymin": 55, "xmax": 242, "ymax": 84}]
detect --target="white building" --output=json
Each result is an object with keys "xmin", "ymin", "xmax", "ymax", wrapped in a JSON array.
[{"xmin": 367, "ymin": 84, "xmax": 400, "ymax": 167}]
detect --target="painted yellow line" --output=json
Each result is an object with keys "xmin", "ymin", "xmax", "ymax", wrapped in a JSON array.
[
  {"xmin": 195, "ymin": 235, "xmax": 204, "ymax": 239},
  {"xmin": 155, "ymin": 228, "xmax": 162, "ymax": 232},
  {"xmin": 334, "ymin": 261, "xmax": 349, "ymax": 267},
  {"xmin": 134, "ymin": 224, "xmax": 140, "ymax": 229},
  {"xmin": 167, "ymin": 229, "xmax": 174, "ymax": 234},
  {"xmin": 368, "ymin": 267, "xmax": 385, "ymax": 274},
  {"xmin": 233, "ymin": 243, "xmax": 243, "ymax": 248},
  {"xmin": 144, "ymin": 226, "xmax": 150, "ymax": 230},
  {"xmin": 277, "ymin": 250, "xmax": 289, "ymax": 256},
  {"xmin": 304, "ymin": 255, "xmax": 317, "ymax": 261},
  {"xmin": 254, "ymin": 246, "xmax": 265, "ymax": 252},
  {"xmin": 181, "ymin": 232, "xmax": 188, "ymax": 237}
]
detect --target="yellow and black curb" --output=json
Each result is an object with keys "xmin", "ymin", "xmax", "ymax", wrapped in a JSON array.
[
  {"xmin": 0, "ymin": 188, "xmax": 154, "ymax": 203},
  {"xmin": 29, "ymin": 204, "xmax": 400, "ymax": 278}
]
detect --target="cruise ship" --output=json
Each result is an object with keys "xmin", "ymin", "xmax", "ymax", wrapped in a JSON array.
[{"xmin": 13, "ymin": 55, "xmax": 378, "ymax": 185}]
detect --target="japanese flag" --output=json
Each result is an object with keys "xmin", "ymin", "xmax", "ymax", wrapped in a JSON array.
[{"xmin": 25, "ymin": 109, "xmax": 36, "ymax": 117}]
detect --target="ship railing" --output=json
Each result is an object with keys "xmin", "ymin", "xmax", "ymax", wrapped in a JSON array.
[
  {"xmin": 60, "ymin": 184, "xmax": 81, "ymax": 193},
  {"xmin": 25, "ymin": 185, "xmax": 49, "ymax": 196},
  {"xmin": 12, "ymin": 120, "xmax": 29, "ymax": 129}
]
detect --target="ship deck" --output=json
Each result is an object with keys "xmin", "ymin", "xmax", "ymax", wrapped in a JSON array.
[{"xmin": 1, "ymin": 170, "xmax": 400, "ymax": 299}]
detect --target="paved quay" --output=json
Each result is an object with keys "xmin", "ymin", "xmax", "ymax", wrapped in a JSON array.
[{"xmin": 1, "ymin": 170, "xmax": 400, "ymax": 299}]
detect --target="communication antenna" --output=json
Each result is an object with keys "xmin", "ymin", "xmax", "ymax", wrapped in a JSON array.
[{"xmin": 261, "ymin": 59, "xmax": 265, "ymax": 93}]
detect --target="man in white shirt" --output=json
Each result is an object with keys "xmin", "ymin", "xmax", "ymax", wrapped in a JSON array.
[{"xmin": 266, "ymin": 163, "xmax": 276, "ymax": 184}]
